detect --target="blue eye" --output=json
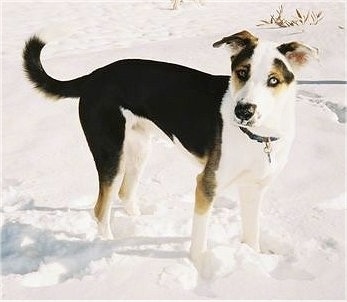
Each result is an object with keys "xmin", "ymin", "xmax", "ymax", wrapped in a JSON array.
[{"xmin": 268, "ymin": 76, "xmax": 280, "ymax": 87}]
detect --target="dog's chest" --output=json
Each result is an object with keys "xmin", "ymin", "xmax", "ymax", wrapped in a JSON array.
[{"xmin": 215, "ymin": 123, "xmax": 285, "ymax": 191}]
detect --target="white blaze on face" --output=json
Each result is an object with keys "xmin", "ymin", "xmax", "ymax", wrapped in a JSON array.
[
  {"xmin": 230, "ymin": 40, "xmax": 296, "ymax": 134},
  {"xmin": 214, "ymin": 30, "xmax": 317, "ymax": 136}
]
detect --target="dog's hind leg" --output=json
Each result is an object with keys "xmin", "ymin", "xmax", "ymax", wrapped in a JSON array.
[
  {"xmin": 119, "ymin": 121, "xmax": 152, "ymax": 216},
  {"xmin": 93, "ymin": 172, "xmax": 124, "ymax": 239},
  {"xmin": 79, "ymin": 96, "xmax": 126, "ymax": 239}
]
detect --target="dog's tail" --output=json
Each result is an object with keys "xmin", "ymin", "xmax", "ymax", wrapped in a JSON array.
[{"xmin": 23, "ymin": 36, "xmax": 89, "ymax": 100}]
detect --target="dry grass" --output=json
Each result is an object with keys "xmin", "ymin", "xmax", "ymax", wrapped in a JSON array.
[{"xmin": 257, "ymin": 5, "xmax": 324, "ymax": 27}]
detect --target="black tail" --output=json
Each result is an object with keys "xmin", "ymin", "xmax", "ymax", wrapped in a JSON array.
[{"xmin": 22, "ymin": 36, "xmax": 89, "ymax": 99}]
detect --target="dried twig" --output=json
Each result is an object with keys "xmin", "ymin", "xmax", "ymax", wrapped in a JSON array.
[{"xmin": 257, "ymin": 5, "xmax": 324, "ymax": 27}]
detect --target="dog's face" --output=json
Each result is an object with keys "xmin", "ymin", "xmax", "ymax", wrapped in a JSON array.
[{"xmin": 214, "ymin": 31, "xmax": 318, "ymax": 134}]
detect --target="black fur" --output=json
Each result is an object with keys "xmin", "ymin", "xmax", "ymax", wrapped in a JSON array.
[
  {"xmin": 273, "ymin": 58, "xmax": 294, "ymax": 84},
  {"xmin": 23, "ymin": 36, "xmax": 89, "ymax": 98},
  {"xmin": 23, "ymin": 36, "xmax": 229, "ymax": 184},
  {"xmin": 231, "ymin": 45, "xmax": 255, "ymax": 71},
  {"xmin": 277, "ymin": 42, "xmax": 300, "ymax": 56}
]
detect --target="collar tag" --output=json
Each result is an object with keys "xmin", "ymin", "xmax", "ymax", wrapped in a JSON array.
[
  {"xmin": 263, "ymin": 139, "xmax": 273, "ymax": 164},
  {"xmin": 239, "ymin": 127, "xmax": 278, "ymax": 164}
]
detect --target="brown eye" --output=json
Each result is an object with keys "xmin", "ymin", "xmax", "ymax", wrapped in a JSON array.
[
  {"xmin": 268, "ymin": 76, "xmax": 280, "ymax": 87},
  {"xmin": 236, "ymin": 69, "xmax": 248, "ymax": 81}
]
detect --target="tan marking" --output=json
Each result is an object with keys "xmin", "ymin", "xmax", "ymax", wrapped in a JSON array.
[
  {"xmin": 193, "ymin": 125, "xmax": 222, "ymax": 215},
  {"xmin": 195, "ymin": 173, "xmax": 211, "ymax": 214},
  {"xmin": 272, "ymin": 85, "xmax": 287, "ymax": 95},
  {"xmin": 94, "ymin": 183, "xmax": 112, "ymax": 221},
  {"xmin": 231, "ymin": 75, "xmax": 245, "ymax": 93},
  {"xmin": 118, "ymin": 178, "xmax": 128, "ymax": 201},
  {"xmin": 194, "ymin": 154, "xmax": 208, "ymax": 166},
  {"xmin": 230, "ymin": 61, "xmax": 250, "ymax": 93},
  {"xmin": 270, "ymin": 69, "xmax": 286, "ymax": 84},
  {"xmin": 213, "ymin": 30, "xmax": 258, "ymax": 49},
  {"xmin": 272, "ymin": 83, "xmax": 287, "ymax": 96},
  {"xmin": 233, "ymin": 30, "xmax": 259, "ymax": 46},
  {"xmin": 195, "ymin": 173, "xmax": 215, "ymax": 215},
  {"xmin": 269, "ymin": 69, "xmax": 289, "ymax": 95}
]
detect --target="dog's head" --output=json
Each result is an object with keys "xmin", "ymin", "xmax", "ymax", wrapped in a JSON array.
[{"xmin": 214, "ymin": 30, "xmax": 318, "ymax": 135}]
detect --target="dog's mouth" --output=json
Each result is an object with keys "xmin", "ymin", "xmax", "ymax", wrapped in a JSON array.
[
  {"xmin": 234, "ymin": 118, "xmax": 255, "ymax": 128},
  {"xmin": 233, "ymin": 113, "xmax": 259, "ymax": 128},
  {"xmin": 232, "ymin": 116, "xmax": 282, "ymax": 138}
]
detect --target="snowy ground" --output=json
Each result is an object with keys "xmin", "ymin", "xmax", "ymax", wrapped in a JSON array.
[{"xmin": 1, "ymin": 1, "xmax": 346, "ymax": 300}]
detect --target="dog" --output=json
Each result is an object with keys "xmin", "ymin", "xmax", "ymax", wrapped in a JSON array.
[{"xmin": 23, "ymin": 30, "xmax": 317, "ymax": 267}]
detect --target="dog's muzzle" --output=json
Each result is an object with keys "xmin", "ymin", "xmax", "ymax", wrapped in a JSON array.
[{"xmin": 234, "ymin": 102, "xmax": 257, "ymax": 124}]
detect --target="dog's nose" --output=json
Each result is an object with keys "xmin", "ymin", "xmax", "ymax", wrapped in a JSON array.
[{"xmin": 234, "ymin": 103, "xmax": 257, "ymax": 121}]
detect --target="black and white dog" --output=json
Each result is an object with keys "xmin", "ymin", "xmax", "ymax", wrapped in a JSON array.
[{"xmin": 23, "ymin": 30, "xmax": 317, "ymax": 267}]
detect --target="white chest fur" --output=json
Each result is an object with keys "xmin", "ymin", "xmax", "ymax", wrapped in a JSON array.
[{"xmin": 215, "ymin": 92, "xmax": 294, "ymax": 193}]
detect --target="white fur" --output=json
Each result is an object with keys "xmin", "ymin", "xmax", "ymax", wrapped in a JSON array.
[
  {"xmin": 119, "ymin": 108, "xmax": 155, "ymax": 216},
  {"xmin": 190, "ymin": 212, "xmax": 210, "ymax": 266}
]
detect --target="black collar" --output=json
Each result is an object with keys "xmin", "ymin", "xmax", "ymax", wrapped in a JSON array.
[{"xmin": 239, "ymin": 127, "xmax": 279, "ymax": 143}]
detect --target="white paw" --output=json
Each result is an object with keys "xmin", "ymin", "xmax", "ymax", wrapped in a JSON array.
[
  {"xmin": 89, "ymin": 210, "xmax": 114, "ymax": 240},
  {"xmin": 190, "ymin": 246, "xmax": 236, "ymax": 279},
  {"xmin": 189, "ymin": 248, "xmax": 204, "ymax": 271},
  {"xmin": 97, "ymin": 221, "xmax": 114, "ymax": 240}
]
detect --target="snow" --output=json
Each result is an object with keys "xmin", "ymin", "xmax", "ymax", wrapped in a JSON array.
[{"xmin": 1, "ymin": 1, "xmax": 346, "ymax": 300}]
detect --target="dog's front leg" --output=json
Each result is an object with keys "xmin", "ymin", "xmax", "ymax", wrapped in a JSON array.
[
  {"xmin": 190, "ymin": 172, "xmax": 215, "ymax": 266},
  {"xmin": 238, "ymin": 185, "xmax": 268, "ymax": 251}
]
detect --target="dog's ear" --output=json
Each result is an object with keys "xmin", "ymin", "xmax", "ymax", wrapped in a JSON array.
[
  {"xmin": 213, "ymin": 30, "xmax": 258, "ymax": 58},
  {"xmin": 277, "ymin": 42, "xmax": 319, "ymax": 69}
]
